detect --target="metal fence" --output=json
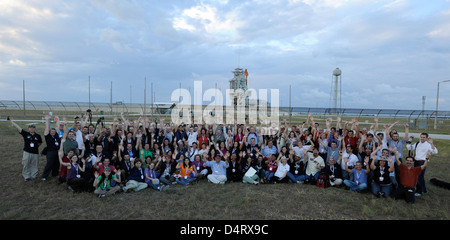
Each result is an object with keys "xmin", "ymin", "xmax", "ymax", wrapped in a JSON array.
[{"xmin": 2, "ymin": 100, "xmax": 449, "ymax": 128}]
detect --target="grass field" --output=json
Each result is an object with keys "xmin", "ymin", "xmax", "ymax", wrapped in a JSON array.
[{"xmin": 1, "ymin": 121, "xmax": 450, "ymax": 220}]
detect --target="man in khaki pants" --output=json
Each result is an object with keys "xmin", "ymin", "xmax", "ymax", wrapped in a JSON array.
[{"xmin": 9, "ymin": 118, "xmax": 42, "ymax": 181}]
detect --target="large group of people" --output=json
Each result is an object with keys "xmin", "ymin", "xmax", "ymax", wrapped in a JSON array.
[{"xmin": 9, "ymin": 112, "xmax": 438, "ymax": 203}]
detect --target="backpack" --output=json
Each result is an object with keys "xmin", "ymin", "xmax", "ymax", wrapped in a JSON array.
[{"xmin": 317, "ymin": 171, "xmax": 329, "ymax": 188}]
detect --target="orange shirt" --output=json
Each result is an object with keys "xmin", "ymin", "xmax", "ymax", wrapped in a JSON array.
[{"xmin": 179, "ymin": 163, "xmax": 193, "ymax": 178}]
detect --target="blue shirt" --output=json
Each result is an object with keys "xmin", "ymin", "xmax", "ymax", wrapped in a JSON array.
[
  {"xmin": 204, "ymin": 160, "xmax": 229, "ymax": 176},
  {"xmin": 352, "ymin": 168, "xmax": 368, "ymax": 185},
  {"xmin": 261, "ymin": 145, "xmax": 278, "ymax": 158}
]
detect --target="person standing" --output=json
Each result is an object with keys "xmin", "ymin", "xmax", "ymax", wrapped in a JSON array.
[
  {"xmin": 41, "ymin": 115, "xmax": 61, "ymax": 181},
  {"xmin": 9, "ymin": 118, "xmax": 42, "ymax": 181},
  {"xmin": 406, "ymin": 133, "xmax": 438, "ymax": 196}
]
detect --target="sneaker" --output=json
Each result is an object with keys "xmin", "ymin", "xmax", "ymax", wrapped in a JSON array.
[
  {"xmin": 297, "ymin": 181, "xmax": 304, "ymax": 184},
  {"xmin": 253, "ymin": 181, "xmax": 259, "ymax": 185},
  {"xmin": 415, "ymin": 193, "xmax": 422, "ymax": 197},
  {"xmin": 25, "ymin": 178, "xmax": 31, "ymax": 182},
  {"xmin": 41, "ymin": 178, "xmax": 47, "ymax": 181},
  {"xmin": 99, "ymin": 194, "xmax": 106, "ymax": 198}
]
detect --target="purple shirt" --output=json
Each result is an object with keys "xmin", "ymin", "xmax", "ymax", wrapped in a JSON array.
[
  {"xmin": 144, "ymin": 168, "xmax": 157, "ymax": 184},
  {"xmin": 192, "ymin": 161, "xmax": 204, "ymax": 171}
]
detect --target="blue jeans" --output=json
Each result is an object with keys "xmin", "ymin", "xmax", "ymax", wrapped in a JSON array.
[
  {"xmin": 147, "ymin": 182, "xmax": 162, "ymax": 190},
  {"xmin": 257, "ymin": 169, "xmax": 266, "ymax": 179},
  {"xmin": 297, "ymin": 172, "xmax": 320, "ymax": 182},
  {"xmin": 344, "ymin": 180, "xmax": 367, "ymax": 191},
  {"xmin": 371, "ymin": 181, "xmax": 392, "ymax": 197},
  {"xmin": 266, "ymin": 172, "xmax": 275, "ymax": 181},
  {"xmin": 176, "ymin": 177, "xmax": 192, "ymax": 186},
  {"xmin": 287, "ymin": 172, "xmax": 302, "ymax": 182}
]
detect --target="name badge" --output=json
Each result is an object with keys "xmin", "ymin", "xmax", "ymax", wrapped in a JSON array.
[
  {"xmin": 76, "ymin": 174, "xmax": 81, "ymax": 178},
  {"xmin": 379, "ymin": 177, "xmax": 384, "ymax": 181},
  {"xmin": 55, "ymin": 142, "xmax": 59, "ymax": 146},
  {"xmin": 269, "ymin": 167, "xmax": 273, "ymax": 171},
  {"xmin": 232, "ymin": 168, "xmax": 235, "ymax": 173},
  {"xmin": 30, "ymin": 143, "xmax": 35, "ymax": 148},
  {"xmin": 196, "ymin": 166, "xmax": 200, "ymax": 170},
  {"xmin": 295, "ymin": 170, "xmax": 298, "ymax": 174},
  {"xmin": 184, "ymin": 176, "xmax": 188, "ymax": 179}
]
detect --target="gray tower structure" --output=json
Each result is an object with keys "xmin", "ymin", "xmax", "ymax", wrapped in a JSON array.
[{"xmin": 229, "ymin": 67, "xmax": 249, "ymax": 107}]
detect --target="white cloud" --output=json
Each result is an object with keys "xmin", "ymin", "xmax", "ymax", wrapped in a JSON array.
[
  {"xmin": 172, "ymin": 4, "xmax": 244, "ymax": 41},
  {"xmin": 8, "ymin": 59, "xmax": 26, "ymax": 66}
]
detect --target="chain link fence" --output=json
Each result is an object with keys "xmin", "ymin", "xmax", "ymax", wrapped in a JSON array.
[{"xmin": 1, "ymin": 100, "xmax": 450, "ymax": 132}]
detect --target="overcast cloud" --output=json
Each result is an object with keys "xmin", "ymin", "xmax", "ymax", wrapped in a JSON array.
[{"xmin": 1, "ymin": 0, "xmax": 449, "ymax": 110}]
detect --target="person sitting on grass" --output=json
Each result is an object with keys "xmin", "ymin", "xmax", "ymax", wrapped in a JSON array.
[
  {"xmin": 145, "ymin": 162, "xmax": 168, "ymax": 191},
  {"xmin": 93, "ymin": 167, "xmax": 121, "ymax": 198},
  {"xmin": 370, "ymin": 155, "xmax": 395, "ymax": 198},
  {"xmin": 296, "ymin": 147, "xmax": 325, "ymax": 184},
  {"xmin": 176, "ymin": 157, "xmax": 195, "ymax": 186},
  {"xmin": 271, "ymin": 155, "xmax": 290, "ymax": 183},
  {"xmin": 343, "ymin": 157, "xmax": 370, "ymax": 192},
  {"xmin": 324, "ymin": 156, "xmax": 343, "ymax": 187},
  {"xmin": 122, "ymin": 158, "xmax": 148, "ymax": 192},
  {"xmin": 204, "ymin": 153, "xmax": 229, "ymax": 184},
  {"xmin": 226, "ymin": 152, "xmax": 242, "ymax": 183}
]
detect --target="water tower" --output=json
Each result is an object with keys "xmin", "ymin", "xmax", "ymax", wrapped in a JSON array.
[{"xmin": 331, "ymin": 68, "xmax": 342, "ymax": 114}]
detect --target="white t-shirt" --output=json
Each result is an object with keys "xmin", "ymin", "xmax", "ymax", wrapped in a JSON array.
[
  {"xmin": 341, "ymin": 151, "xmax": 358, "ymax": 170},
  {"xmin": 275, "ymin": 161, "xmax": 290, "ymax": 178},
  {"xmin": 187, "ymin": 131, "xmax": 198, "ymax": 147},
  {"xmin": 305, "ymin": 153, "xmax": 325, "ymax": 176}
]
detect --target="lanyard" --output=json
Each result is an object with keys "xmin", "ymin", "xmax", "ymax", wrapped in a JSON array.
[{"xmin": 71, "ymin": 162, "xmax": 79, "ymax": 175}]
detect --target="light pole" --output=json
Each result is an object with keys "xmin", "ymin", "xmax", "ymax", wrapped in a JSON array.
[{"xmin": 434, "ymin": 80, "xmax": 450, "ymax": 129}]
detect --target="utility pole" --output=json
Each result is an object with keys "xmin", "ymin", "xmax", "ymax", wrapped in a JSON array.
[
  {"xmin": 23, "ymin": 80, "xmax": 26, "ymax": 117},
  {"xmin": 88, "ymin": 76, "xmax": 91, "ymax": 110},
  {"xmin": 144, "ymin": 77, "xmax": 147, "ymax": 116}
]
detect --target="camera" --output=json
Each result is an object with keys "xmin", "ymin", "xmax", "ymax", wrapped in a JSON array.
[
  {"xmin": 97, "ymin": 117, "xmax": 104, "ymax": 124},
  {"xmin": 406, "ymin": 136, "xmax": 414, "ymax": 144}
]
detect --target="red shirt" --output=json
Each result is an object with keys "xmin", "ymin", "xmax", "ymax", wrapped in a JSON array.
[
  {"xmin": 344, "ymin": 136, "xmax": 359, "ymax": 154},
  {"xmin": 98, "ymin": 164, "xmax": 116, "ymax": 176},
  {"xmin": 60, "ymin": 156, "xmax": 70, "ymax": 177},
  {"xmin": 267, "ymin": 160, "xmax": 278, "ymax": 172},
  {"xmin": 198, "ymin": 134, "xmax": 209, "ymax": 147},
  {"xmin": 399, "ymin": 164, "xmax": 423, "ymax": 188}
]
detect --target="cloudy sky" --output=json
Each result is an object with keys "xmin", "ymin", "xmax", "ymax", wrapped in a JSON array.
[{"xmin": 1, "ymin": 0, "xmax": 450, "ymax": 110}]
